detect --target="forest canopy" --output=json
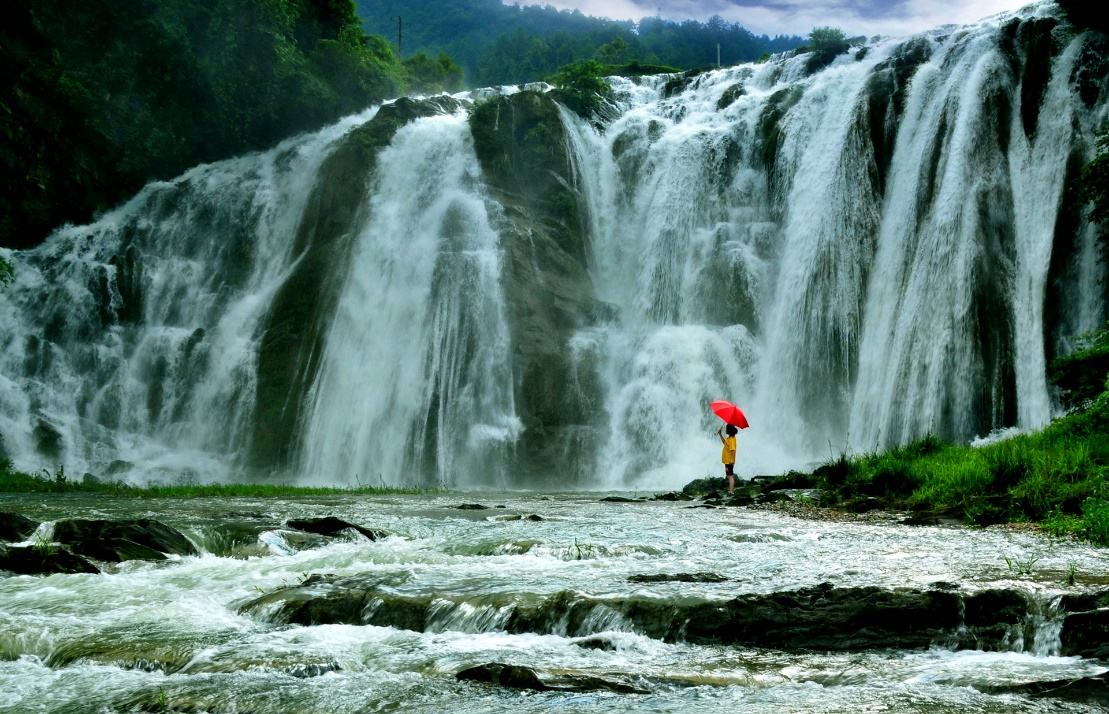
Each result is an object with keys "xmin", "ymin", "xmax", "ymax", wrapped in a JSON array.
[
  {"xmin": 356, "ymin": 0, "xmax": 803, "ymax": 86},
  {"xmin": 0, "ymin": 0, "xmax": 439, "ymax": 249}
]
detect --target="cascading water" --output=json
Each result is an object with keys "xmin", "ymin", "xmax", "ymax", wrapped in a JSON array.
[
  {"xmin": 0, "ymin": 2, "xmax": 1104, "ymax": 487},
  {"xmin": 0, "ymin": 110, "xmax": 377, "ymax": 481},
  {"xmin": 298, "ymin": 111, "xmax": 519, "ymax": 487}
]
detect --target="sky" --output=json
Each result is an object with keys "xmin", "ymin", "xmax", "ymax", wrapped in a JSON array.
[{"xmin": 507, "ymin": 0, "xmax": 1032, "ymax": 38}]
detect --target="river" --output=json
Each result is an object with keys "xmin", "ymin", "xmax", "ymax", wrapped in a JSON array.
[{"xmin": 2, "ymin": 493, "xmax": 1106, "ymax": 712}]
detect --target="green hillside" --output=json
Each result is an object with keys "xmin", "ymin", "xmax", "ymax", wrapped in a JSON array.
[{"xmin": 355, "ymin": 0, "xmax": 803, "ymax": 86}]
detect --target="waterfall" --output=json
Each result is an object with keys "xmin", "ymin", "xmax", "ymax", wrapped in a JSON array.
[
  {"xmin": 0, "ymin": 2, "xmax": 1104, "ymax": 487},
  {"xmin": 0, "ymin": 110, "xmax": 376, "ymax": 481},
  {"xmin": 297, "ymin": 111, "xmax": 519, "ymax": 487}
]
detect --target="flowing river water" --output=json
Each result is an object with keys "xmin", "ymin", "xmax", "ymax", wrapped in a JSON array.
[{"xmin": 2, "ymin": 493, "xmax": 1107, "ymax": 712}]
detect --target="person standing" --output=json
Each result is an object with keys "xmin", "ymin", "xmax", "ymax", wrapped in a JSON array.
[{"xmin": 716, "ymin": 424, "xmax": 738, "ymax": 494}]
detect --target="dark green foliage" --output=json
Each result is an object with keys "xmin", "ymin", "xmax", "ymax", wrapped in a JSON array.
[
  {"xmin": 356, "ymin": 0, "xmax": 802, "ymax": 87},
  {"xmin": 404, "ymin": 51, "xmax": 464, "ymax": 93},
  {"xmin": 1049, "ymin": 324, "xmax": 1109, "ymax": 409},
  {"xmin": 1057, "ymin": 0, "xmax": 1109, "ymax": 32},
  {"xmin": 0, "ymin": 0, "xmax": 417, "ymax": 248},
  {"xmin": 1081, "ymin": 132, "xmax": 1109, "ymax": 237},
  {"xmin": 806, "ymin": 373, "xmax": 1109, "ymax": 543},
  {"xmin": 804, "ymin": 27, "xmax": 850, "ymax": 74},
  {"xmin": 549, "ymin": 60, "xmax": 613, "ymax": 117},
  {"xmin": 0, "ymin": 256, "xmax": 12, "ymax": 287}
]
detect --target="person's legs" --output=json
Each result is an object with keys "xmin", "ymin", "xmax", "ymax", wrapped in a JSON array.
[{"xmin": 725, "ymin": 463, "xmax": 735, "ymax": 494}]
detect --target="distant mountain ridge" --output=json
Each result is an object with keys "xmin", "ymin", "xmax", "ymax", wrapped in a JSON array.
[{"xmin": 355, "ymin": 0, "xmax": 803, "ymax": 86}]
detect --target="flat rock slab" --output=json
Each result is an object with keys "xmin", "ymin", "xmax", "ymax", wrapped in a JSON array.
[
  {"xmin": 284, "ymin": 517, "xmax": 384, "ymax": 541},
  {"xmin": 456, "ymin": 662, "xmax": 647, "ymax": 694},
  {"xmin": 242, "ymin": 578, "xmax": 1036, "ymax": 654},
  {"xmin": 453, "ymin": 504, "xmax": 490, "ymax": 510},
  {"xmin": 628, "ymin": 572, "xmax": 727, "ymax": 583},
  {"xmin": 0, "ymin": 512, "xmax": 39, "ymax": 542},
  {"xmin": 1061, "ymin": 608, "xmax": 1109, "ymax": 659},
  {"xmin": 0, "ymin": 545, "xmax": 100, "ymax": 575},
  {"xmin": 53, "ymin": 519, "xmax": 197, "ymax": 562}
]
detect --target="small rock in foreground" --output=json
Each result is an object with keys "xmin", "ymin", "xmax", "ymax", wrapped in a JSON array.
[
  {"xmin": 0, "ymin": 512, "xmax": 39, "ymax": 542},
  {"xmin": 53, "ymin": 519, "xmax": 197, "ymax": 562},
  {"xmin": 285, "ymin": 516, "xmax": 385, "ymax": 541},
  {"xmin": 0, "ymin": 545, "xmax": 100, "ymax": 575}
]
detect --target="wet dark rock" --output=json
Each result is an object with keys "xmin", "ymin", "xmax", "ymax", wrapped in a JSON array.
[
  {"xmin": 105, "ymin": 459, "xmax": 133, "ymax": 476},
  {"xmin": 725, "ymin": 492, "xmax": 755, "ymax": 507},
  {"xmin": 1060, "ymin": 608, "xmax": 1109, "ymax": 659},
  {"xmin": 716, "ymin": 82, "xmax": 746, "ymax": 110},
  {"xmin": 681, "ymin": 583, "xmax": 963, "ymax": 651},
  {"xmin": 754, "ymin": 491, "xmax": 790, "ymax": 505},
  {"xmin": 286, "ymin": 661, "xmax": 342, "ymax": 678},
  {"xmin": 285, "ymin": 516, "xmax": 384, "ymax": 541},
  {"xmin": 840, "ymin": 497, "xmax": 882, "ymax": 513},
  {"xmin": 762, "ymin": 472, "xmax": 817, "ymax": 491},
  {"xmin": 244, "ymin": 577, "xmax": 1029, "ymax": 654},
  {"xmin": 457, "ymin": 662, "xmax": 648, "ymax": 694},
  {"xmin": 600, "ymin": 496, "xmax": 636, "ymax": 503},
  {"xmin": 453, "ymin": 503, "xmax": 490, "ymax": 511},
  {"xmin": 681, "ymin": 477, "xmax": 724, "ymax": 497},
  {"xmin": 1058, "ymin": 590, "xmax": 1109, "ymax": 613},
  {"xmin": 0, "ymin": 512, "xmax": 38, "ymax": 542},
  {"xmin": 652, "ymin": 491, "xmax": 692, "ymax": 502},
  {"xmin": 573, "ymin": 636, "xmax": 617, "ymax": 651},
  {"xmin": 628, "ymin": 572, "xmax": 727, "ymax": 584},
  {"xmin": 495, "ymin": 514, "xmax": 545, "ymax": 522},
  {"xmin": 983, "ymin": 673, "xmax": 1109, "ymax": 706},
  {"xmin": 0, "ymin": 545, "xmax": 100, "ymax": 575},
  {"xmin": 53, "ymin": 519, "xmax": 197, "ymax": 562},
  {"xmin": 457, "ymin": 662, "xmax": 548, "ymax": 690},
  {"xmin": 928, "ymin": 581, "xmax": 960, "ymax": 591},
  {"xmin": 964, "ymin": 589, "xmax": 1029, "ymax": 627}
]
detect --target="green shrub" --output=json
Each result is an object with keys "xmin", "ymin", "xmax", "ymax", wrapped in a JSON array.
[
  {"xmin": 549, "ymin": 59, "xmax": 614, "ymax": 117},
  {"xmin": 0, "ymin": 256, "xmax": 12, "ymax": 287},
  {"xmin": 1082, "ymin": 498, "xmax": 1109, "ymax": 545},
  {"xmin": 804, "ymin": 27, "xmax": 850, "ymax": 73},
  {"xmin": 1049, "ymin": 324, "xmax": 1109, "ymax": 409}
]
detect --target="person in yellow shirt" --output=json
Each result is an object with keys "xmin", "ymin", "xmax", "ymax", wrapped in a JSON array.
[{"xmin": 716, "ymin": 424, "xmax": 738, "ymax": 494}]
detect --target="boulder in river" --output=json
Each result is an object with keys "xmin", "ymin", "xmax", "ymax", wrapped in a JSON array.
[
  {"xmin": 453, "ymin": 503, "xmax": 490, "ymax": 510},
  {"xmin": 243, "ymin": 577, "xmax": 1033, "ymax": 654},
  {"xmin": 0, "ymin": 512, "xmax": 39, "ymax": 542},
  {"xmin": 1060, "ymin": 608, "xmax": 1109, "ymax": 660},
  {"xmin": 0, "ymin": 545, "xmax": 100, "ymax": 575},
  {"xmin": 284, "ymin": 516, "xmax": 385, "ymax": 541},
  {"xmin": 456, "ymin": 662, "xmax": 648, "ymax": 694},
  {"xmin": 628, "ymin": 572, "xmax": 727, "ymax": 583},
  {"xmin": 53, "ymin": 519, "xmax": 197, "ymax": 562}
]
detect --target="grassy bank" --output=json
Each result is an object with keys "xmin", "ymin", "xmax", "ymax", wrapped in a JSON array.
[
  {"xmin": 0, "ymin": 469, "xmax": 436, "ymax": 499},
  {"xmin": 809, "ymin": 377, "xmax": 1109, "ymax": 544}
]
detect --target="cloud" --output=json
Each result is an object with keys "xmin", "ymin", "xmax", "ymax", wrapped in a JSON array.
[{"xmin": 504, "ymin": 0, "xmax": 1031, "ymax": 37}]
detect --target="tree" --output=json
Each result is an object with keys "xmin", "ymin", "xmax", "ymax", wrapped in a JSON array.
[
  {"xmin": 0, "ymin": 257, "xmax": 12, "ymax": 288},
  {"xmin": 549, "ymin": 59, "xmax": 613, "ymax": 117},
  {"xmin": 1081, "ymin": 131, "xmax": 1109, "ymax": 234},
  {"xmin": 805, "ymin": 26, "xmax": 849, "ymax": 73},
  {"xmin": 595, "ymin": 37, "xmax": 631, "ymax": 65},
  {"xmin": 404, "ymin": 51, "xmax": 464, "ymax": 93}
]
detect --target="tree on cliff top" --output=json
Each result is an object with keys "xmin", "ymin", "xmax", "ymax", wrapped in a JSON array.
[
  {"xmin": 549, "ymin": 60, "xmax": 614, "ymax": 117},
  {"xmin": 804, "ymin": 27, "xmax": 850, "ymax": 73}
]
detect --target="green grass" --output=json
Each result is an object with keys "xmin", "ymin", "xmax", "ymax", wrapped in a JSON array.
[
  {"xmin": 811, "ymin": 370, "xmax": 1109, "ymax": 544},
  {"xmin": 0, "ymin": 468, "xmax": 438, "ymax": 499}
]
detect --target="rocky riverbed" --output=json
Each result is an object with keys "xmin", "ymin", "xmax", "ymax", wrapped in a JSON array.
[{"xmin": 1, "ymin": 490, "xmax": 1107, "ymax": 712}]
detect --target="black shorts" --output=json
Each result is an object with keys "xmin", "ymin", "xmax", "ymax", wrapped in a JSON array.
[{"xmin": 724, "ymin": 463, "xmax": 735, "ymax": 476}]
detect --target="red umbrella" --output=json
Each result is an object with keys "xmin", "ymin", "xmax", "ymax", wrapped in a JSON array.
[{"xmin": 710, "ymin": 400, "xmax": 749, "ymax": 429}]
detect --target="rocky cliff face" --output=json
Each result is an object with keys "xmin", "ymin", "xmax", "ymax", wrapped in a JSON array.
[{"xmin": 469, "ymin": 91, "xmax": 609, "ymax": 484}]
